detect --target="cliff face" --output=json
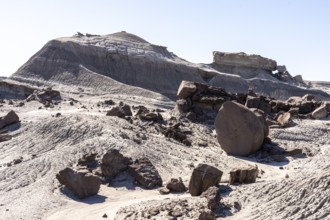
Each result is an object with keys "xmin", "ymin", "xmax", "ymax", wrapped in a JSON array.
[{"xmin": 10, "ymin": 32, "xmax": 330, "ymax": 100}]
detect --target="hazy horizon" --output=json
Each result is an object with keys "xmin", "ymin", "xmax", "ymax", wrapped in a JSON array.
[{"xmin": 0, "ymin": 0, "xmax": 329, "ymax": 81}]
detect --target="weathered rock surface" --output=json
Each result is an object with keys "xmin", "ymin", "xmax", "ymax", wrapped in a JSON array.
[
  {"xmin": 0, "ymin": 110, "xmax": 19, "ymax": 129},
  {"xmin": 229, "ymin": 166, "xmax": 259, "ymax": 185},
  {"xmin": 101, "ymin": 149, "xmax": 132, "ymax": 177},
  {"xmin": 56, "ymin": 168, "xmax": 101, "ymax": 199},
  {"xmin": 189, "ymin": 164, "xmax": 223, "ymax": 196},
  {"xmin": 215, "ymin": 101, "xmax": 267, "ymax": 156},
  {"xmin": 128, "ymin": 158, "xmax": 162, "ymax": 189}
]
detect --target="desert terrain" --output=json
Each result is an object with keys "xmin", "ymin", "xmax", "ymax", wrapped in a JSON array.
[{"xmin": 0, "ymin": 32, "xmax": 330, "ymax": 220}]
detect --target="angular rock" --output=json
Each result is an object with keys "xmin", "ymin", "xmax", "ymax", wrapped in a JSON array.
[
  {"xmin": 0, "ymin": 110, "xmax": 19, "ymax": 129},
  {"xmin": 189, "ymin": 164, "xmax": 222, "ymax": 196},
  {"xmin": 229, "ymin": 166, "xmax": 259, "ymax": 185},
  {"xmin": 177, "ymin": 81, "xmax": 197, "ymax": 99},
  {"xmin": 200, "ymin": 186, "xmax": 221, "ymax": 210},
  {"xmin": 166, "ymin": 177, "xmax": 186, "ymax": 192},
  {"xmin": 128, "ymin": 158, "xmax": 162, "ymax": 189},
  {"xmin": 56, "ymin": 168, "xmax": 101, "ymax": 199},
  {"xmin": 101, "ymin": 149, "xmax": 132, "ymax": 177},
  {"xmin": 215, "ymin": 101, "xmax": 267, "ymax": 156},
  {"xmin": 312, "ymin": 106, "xmax": 328, "ymax": 119}
]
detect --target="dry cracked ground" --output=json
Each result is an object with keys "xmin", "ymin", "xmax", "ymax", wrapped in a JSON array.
[{"xmin": 0, "ymin": 82, "xmax": 329, "ymax": 220}]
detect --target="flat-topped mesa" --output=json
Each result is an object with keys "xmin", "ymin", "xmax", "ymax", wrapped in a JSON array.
[{"xmin": 213, "ymin": 51, "xmax": 277, "ymax": 71}]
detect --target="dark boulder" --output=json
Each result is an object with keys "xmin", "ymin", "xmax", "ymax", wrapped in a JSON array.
[
  {"xmin": 101, "ymin": 149, "xmax": 132, "ymax": 177},
  {"xmin": 56, "ymin": 168, "xmax": 101, "ymax": 199},
  {"xmin": 128, "ymin": 158, "xmax": 162, "ymax": 189},
  {"xmin": 189, "ymin": 164, "xmax": 222, "ymax": 196}
]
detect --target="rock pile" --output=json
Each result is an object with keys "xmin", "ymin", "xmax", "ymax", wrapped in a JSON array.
[
  {"xmin": 56, "ymin": 149, "xmax": 163, "ymax": 199},
  {"xmin": 176, "ymin": 81, "xmax": 329, "ymax": 123}
]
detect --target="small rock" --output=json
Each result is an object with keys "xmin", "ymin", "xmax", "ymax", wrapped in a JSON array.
[
  {"xmin": 166, "ymin": 177, "xmax": 186, "ymax": 192},
  {"xmin": 102, "ymin": 213, "xmax": 108, "ymax": 218},
  {"xmin": 229, "ymin": 165, "xmax": 259, "ymax": 185}
]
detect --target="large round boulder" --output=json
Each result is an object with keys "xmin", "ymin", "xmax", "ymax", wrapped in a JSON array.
[{"xmin": 215, "ymin": 101, "xmax": 266, "ymax": 156}]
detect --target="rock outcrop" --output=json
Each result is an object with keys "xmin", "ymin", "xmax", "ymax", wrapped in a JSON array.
[
  {"xmin": 56, "ymin": 168, "xmax": 101, "ymax": 199},
  {"xmin": 166, "ymin": 177, "xmax": 186, "ymax": 192},
  {"xmin": 189, "ymin": 164, "xmax": 223, "ymax": 196},
  {"xmin": 215, "ymin": 101, "xmax": 267, "ymax": 156},
  {"xmin": 213, "ymin": 51, "xmax": 277, "ymax": 73}
]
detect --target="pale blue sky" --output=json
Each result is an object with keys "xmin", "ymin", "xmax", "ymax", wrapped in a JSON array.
[{"xmin": 0, "ymin": 1, "xmax": 329, "ymax": 81}]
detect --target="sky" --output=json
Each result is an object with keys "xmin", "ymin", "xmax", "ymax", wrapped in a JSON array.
[{"xmin": 0, "ymin": 1, "xmax": 329, "ymax": 81}]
